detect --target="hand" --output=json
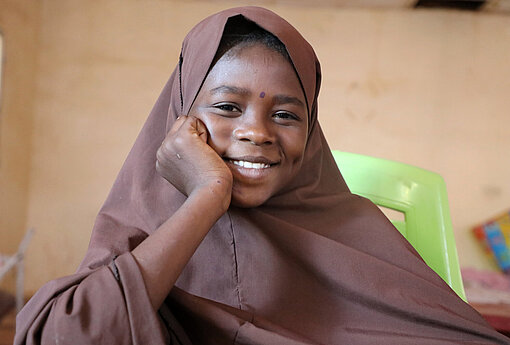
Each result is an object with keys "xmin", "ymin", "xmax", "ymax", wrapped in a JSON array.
[{"xmin": 156, "ymin": 115, "xmax": 233, "ymax": 210}]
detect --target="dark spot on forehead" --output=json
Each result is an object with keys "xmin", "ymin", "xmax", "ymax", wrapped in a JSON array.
[{"xmin": 259, "ymin": 91, "xmax": 266, "ymax": 98}]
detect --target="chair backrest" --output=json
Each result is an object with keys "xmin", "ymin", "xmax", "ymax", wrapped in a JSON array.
[{"xmin": 332, "ymin": 151, "xmax": 466, "ymax": 300}]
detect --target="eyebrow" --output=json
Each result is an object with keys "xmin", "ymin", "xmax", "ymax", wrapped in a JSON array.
[
  {"xmin": 273, "ymin": 94, "xmax": 305, "ymax": 108},
  {"xmin": 209, "ymin": 85, "xmax": 305, "ymax": 108},
  {"xmin": 210, "ymin": 85, "xmax": 251, "ymax": 96}
]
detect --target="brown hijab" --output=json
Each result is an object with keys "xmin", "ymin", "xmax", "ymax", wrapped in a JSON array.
[{"xmin": 15, "ymin": 6, "xmax": 510, "ymax": 345}]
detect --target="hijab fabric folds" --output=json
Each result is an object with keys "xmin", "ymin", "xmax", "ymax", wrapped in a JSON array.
[{"xmin": 15, "ymin": 7, "xmax": 510, "ymax": 345}]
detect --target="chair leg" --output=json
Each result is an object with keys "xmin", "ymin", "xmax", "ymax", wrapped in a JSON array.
[{"xmin": 16, "ymin": 259, "xmax": 24, "ymax": 313}]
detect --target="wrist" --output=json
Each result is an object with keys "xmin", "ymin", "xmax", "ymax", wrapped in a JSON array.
[{"xmin": 188, "ymin": 181, "xmax": 232, "ymax": 216}]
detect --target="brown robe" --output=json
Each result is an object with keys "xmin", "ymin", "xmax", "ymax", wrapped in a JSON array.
[{"xmin": 15, "ymin": 6, "xmax": 510, "ymax": 345}]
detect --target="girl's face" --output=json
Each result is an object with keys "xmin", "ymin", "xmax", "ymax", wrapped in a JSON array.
[{"xmin": 189, "ymin": 43, "xmax": 308, "ymax": 208}]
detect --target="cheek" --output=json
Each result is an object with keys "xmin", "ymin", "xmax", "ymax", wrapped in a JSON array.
[
  {"xmin": 196, "ymin": 114, "xmax": 233, "ymax": 153},
  {"xmin": 284, "ymin": 132, "xmax": 308, "ymax": 165}
]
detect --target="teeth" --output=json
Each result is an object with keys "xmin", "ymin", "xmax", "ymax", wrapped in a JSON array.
[{"xmin": 231, "ymin": 160, "xmax": 270, "ymax": 169}]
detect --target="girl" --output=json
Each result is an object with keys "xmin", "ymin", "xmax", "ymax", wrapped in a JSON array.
[{"xmin": 15, "ymin": 6, "xmax": 510, "ymax": 345}]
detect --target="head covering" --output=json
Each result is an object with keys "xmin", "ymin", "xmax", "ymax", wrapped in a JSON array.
[{"xmin": 15, "ymin": 6, "xmax": 509, "ymax": 345}]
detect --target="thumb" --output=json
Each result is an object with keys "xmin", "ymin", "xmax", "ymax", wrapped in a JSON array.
[{"xmin": 191, "ymin": 117, "xmax": 209, "ymax": 143}]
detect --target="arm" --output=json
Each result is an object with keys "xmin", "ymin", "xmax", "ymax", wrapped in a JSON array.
[
  {"xmin": 133, "ymin": 114, "xmax": 232, "ymax": 311},
  {"xmin": 15, "ymin": 115, "xmax": 231, "ymax": 344},
  {"xmin": 132, "ymin": 185, "xmax": 228, "ymax": 310}
]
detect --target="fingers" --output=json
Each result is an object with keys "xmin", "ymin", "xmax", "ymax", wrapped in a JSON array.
[
  {"xmin": 169, "ymin": 115, "xmax": 209, "ymax": 143},
  {"xmin": 168, "ymin": 114, "xmax": 188, "ymax": 136},
  {"xmin": 169, "ymin": 115, "xmax": 207, "ymax": 136},
  {"xmin": 155, "ymin": 114, "xmax": 231, "ymax": 198},
  {"xmin": 189, "ymin": 117, "xmax": 209, "ymax": 143},
  {"xmin": 158, "ymin": 115, "xmax": 209, "ymax": 165}
]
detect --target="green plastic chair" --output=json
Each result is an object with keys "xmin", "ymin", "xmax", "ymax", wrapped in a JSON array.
[{"xmin": 332, "ymin": 150, "xmax": 466, "ymax": 300}]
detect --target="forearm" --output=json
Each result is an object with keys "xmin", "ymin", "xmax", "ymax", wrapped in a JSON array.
[
  {"xmin": 16, "ymin": 254, "xmax": 167, "ymax": 345},
  {"xmin": 132, "ymin": 185, "xmax": 229, "ymax": 311}
]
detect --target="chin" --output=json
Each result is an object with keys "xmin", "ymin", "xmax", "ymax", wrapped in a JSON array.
[{"xmin": 230, "ymin": 192, "xmax": 269, "ymax": 209}]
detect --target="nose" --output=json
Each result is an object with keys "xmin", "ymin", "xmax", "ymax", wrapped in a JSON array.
[{"xmin": 233, "ymin": 112, "xmax": 274, "ymax": 146}]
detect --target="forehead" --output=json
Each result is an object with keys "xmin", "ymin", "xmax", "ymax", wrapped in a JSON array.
[
  {"xmin": 202, "ymin": 44, "xmax": 306, "ymax": 102},
  {"xmin": 179, "ymin": 10, "xmax": 318, "ymax": 118}
]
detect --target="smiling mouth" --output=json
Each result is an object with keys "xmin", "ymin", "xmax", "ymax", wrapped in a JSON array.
[
  {"xmin": 224, "ymin": 156, "xmax": 279, "ymax": 170},
  {"xmin": 230, "ymin": 160, "xmax": 270, "ymax": 169}
]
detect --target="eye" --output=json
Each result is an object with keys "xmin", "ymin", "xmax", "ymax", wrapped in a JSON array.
[
  {"xmin": 213, "ymin": 103, "xmax": 241, "ymax": 113},
  {"xmin": 273, "ymin": 111, "xmax": 300, "ymax": 121}
]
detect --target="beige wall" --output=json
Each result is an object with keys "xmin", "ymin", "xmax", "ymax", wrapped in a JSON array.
[
  {"xmin": 0, "ymin": 0, "xmax": 40, "ymax": 292},
  {"xmin": 1, "ymin": 0, "xmax": 509, "ymax": 294},
  {"xmin": 316, "ymin": 9, "xmax": 510, "ymax": 272}
]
